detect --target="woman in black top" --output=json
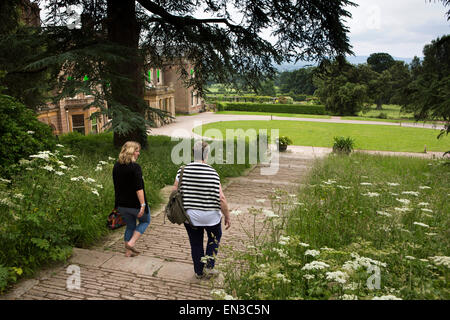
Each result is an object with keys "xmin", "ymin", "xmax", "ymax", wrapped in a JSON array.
[{"xmin": 113, "ymin": 141, "xmax": 150, "ymax": 257}]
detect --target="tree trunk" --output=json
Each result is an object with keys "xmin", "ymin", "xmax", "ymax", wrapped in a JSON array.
[
  {"xmin": 107, "ymin": 0, "xmax": 147, "ymax": 148},
  {"xmin": 376, "ymin": 100, "xmax": 383, "ymax": 110}
]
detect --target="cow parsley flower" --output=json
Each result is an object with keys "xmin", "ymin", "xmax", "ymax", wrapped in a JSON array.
[
  {"xmin": 298, "ymin": 242, "xmax": 310, "ymax": 247},
  {"xmin": 360, "ymin": 182, "xmax": 372, "ymax": 186},
  {"xmin": 42, "ymin": 165, "xmax": 54, "ymax": 172},
  {"xmin": 305, "ymin": 249, "xmax": 320, "ymax": 257},
  {"xmin": 91, "ymin": 189, "xmax": 99, "ymax": 197},
  {"xmin": 377, "ymin": 211, "xmax": 391, "ymax": 217},
  {"xmin": 387, "ymin": 182, "xmax": 400, "ymax": 186},
  {"xmin": 421, "ymin": 208, "xmax": 433, "ymax": 213},
  {"xmin": 55, "ymin": 171, "xmax": 64, "ymax": 176},
  {"xmin": 27, "ymin": 130, "xmax": 35, "ymax": 134},
  {"xmin": 325, "ymin": 271, "xmax": 348, "ymax": 284},
  {"xmin": 301, "ymin": 261, "xmax": 330, "ymax": 271},
  {"xmin": 372, "ymin": 295, "xmax": 402, "ymax": 300},
  {"xmin": 428, "ymin": 256, "xmax": 450, "ymax": 268},
  {"xmin": 363, "ymin": 192, "xmax": 380, "ymax": 197},
  {"xmin": 419, "ymin": 186, "xmax": 431, "ymax": 190},
  {"xmin": 396, "ymin": 198, "xmax": 410, "ymax": 205},
  {"xmin": 303, "ymin": 274, "xmax": 315, "ymax": 280},
  {"xmin": 341, "ymin": 294, "xmax": 358, "ymax": 300},
  {"xmin": 413, "ymin": 222, "xmax": 430, "ymax": 228},
  {"xmin": 402, "ymin": 191, "xmax": 420, "ymax": 196},
  {"xmin": 418, "ymin": 202, "xmax": 430, "ymax": 206}
]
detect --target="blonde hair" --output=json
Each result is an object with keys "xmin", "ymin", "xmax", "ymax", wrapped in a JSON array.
[{"xmin": 118, "ymin": 141, "xmax": 141, "ymax": 164}]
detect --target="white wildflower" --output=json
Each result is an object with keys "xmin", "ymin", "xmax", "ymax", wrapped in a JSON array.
[
  {"xmin": 362, "ymin": 192, "xmax": 380, "ymax": 197},
  {"xmin": 303, "ymin": 274, "xmax": 315, "ymax": 280},
  {"xmin": 429, "ymin": 256, "xmax": 450, "ymax": 268},
  {"xmin": 0, "ymin": 178, "xmax": 11, "ymax": 184},
  {"xmin": 405, "ymin": 256, "xmax": 415, "ymax": 260},
  {"xmin": 402, "ymin": 191, "xmax": 420, "ymax": 196},
  {"xmin": 305, "ymin": 249, "xmax": 320, "ymax": 257},
  {"xmin": 95, "ymin": 165, "xmax": 103, "ymax": 172},
  {"xmin": 263, "ymin": 209, "xmax": 279, "ymax": 218},
  {"xmin": 337, "ymin": 185, "xmax": 351, "ymax": 189},
  {"xmin": 273, "ymin": 248, "xmax": 287, "ymax": 258},
  {"xmin": 341, "ymin": 294, "xmax": 358, "ymax": 300},
  {"xmin": 421, "ymin": 208, "xmax": 433, "ymax": 213},
  {"xmin": 59, "ymin": 165, "xmax": 68, "ymax": 170},
  {"xmin": 294, "ymin": 202, "xmax": 305, "ymax": 205},
  {"xmin": 325, "ymin": 271, "xmax": 348, "ymax": 284},
  {"xmin": 63, "ymin": 155, "xmax": 77, "ymax": 160},
  {"xmin": 91, "ymin": 189, "xmax": 99, "ymax": 197},
  {"xmin": 419, "ymin": 186, "xmax": 431, "ymax": 189},
  {"xmin": 387, "ymin": 182, "xmax": 400, "ymax": 186},
  {"xmin": 299, "ymin": 242, "xmax": 310, "ymax": 247},
  {"xmin": 419, "ymin": 259, "xmax": 429, "ymax": 262},
  {"xmin": 360, "ymin": 182, "xmax": 372, "ymax": 186},
  {"xmin": 413, "ymin": 222, "xmax": 430, "ymax": 228},
  {"xmin": 275, "ymin": 273, "xmax": 291, "ymax": 283},
  {"xmin": 55, "ymin": 171, "xmax": 64, "ymax": 176},
  {"xmin": 13, "ymin": 193, "xmax": 25, "ymax": 200},
  {"xmin": 56, "ymin": 144, "xmax": 64, "ymax": 148},
  {"xmin": 320, "ymin": 247, "xmax": 334, "ymax": 251},
  {"xmin": 390, "ymin": 192, "xmax": 399, "ymax": 196},
  {"xmin": 377, "ymin": 211, "xmax": 391, "ymax": 217},
  {"xmin": 301, "ymin": 261, "xmax": 330, "ymax": 271},
  {"xmin": 372, "ymin": 295, "xmax": 402, "ymax": 300},
  {"xmin": 323, "ymin": 179, "xmax": 337, "ymax": 185},
  {"xmin": 86, "ymin": 178, "xmax": 96, "ymax": 183},
  {"xmin": 425, "ymin": 232, "xmax": 437, "ymax": 236},
  {"xmin": 42, "ymin": 165, "xmax": 54, "ymax": 172},
  {"xmin": 396, "ymin": 198, "xmax": 410, "ymax": 205},
  {"xmin": 344, "ymin": 282, "xmax": 359, "ymax": 291},
  {"xmin": 26, "ymin": 130, "xmax": 35, "ymax": 134},
  {"xmin": 418, "ymin": 202, "xmax": 430, "ymax": 206},
  {"xmin": 395, "ymin": 207, "xmax": 412, "ymax": 212},
  {"xmin": 98, "ymin": 161, "xmax": 108, "ymax": 165}
]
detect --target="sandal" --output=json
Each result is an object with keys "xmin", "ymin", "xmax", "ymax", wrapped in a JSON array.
[{"xmin": 125, "ymin": 243, "xmax": 140, "ymax": 254}]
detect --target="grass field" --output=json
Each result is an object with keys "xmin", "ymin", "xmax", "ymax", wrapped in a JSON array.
[{"xmin": 197, "ymin": 120, "xmax": 450, "ymax": 153}]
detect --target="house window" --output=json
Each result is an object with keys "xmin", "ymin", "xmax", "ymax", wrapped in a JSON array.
[
  {"xmin": 191, "ymin": 90, "xmax": 194, "ymax": 106},
  {"xmin": 157, "ymin": 69, "xmax": 162, "ymax": 84},
  {"xmin": 72, "ymin": 114, "xmax": 85, "ymax": 134},
  {"xmin": 91, "ymin": 117, "xmax": 98, "ymax": 134}
]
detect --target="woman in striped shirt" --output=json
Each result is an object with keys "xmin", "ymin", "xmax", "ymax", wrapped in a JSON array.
[{"xmin": 173, "ymin": 141, "xmax": 231, "ymax": 279}]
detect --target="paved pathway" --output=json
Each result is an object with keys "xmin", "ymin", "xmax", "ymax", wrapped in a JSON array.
[{"xmin": 2, "ymin": 113, "xmax": 445, "ymax": 300}]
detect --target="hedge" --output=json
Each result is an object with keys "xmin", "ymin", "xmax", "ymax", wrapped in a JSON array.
[{"xmin": 216, "ymin": 102, "xmax": 326, "ymax": 115}]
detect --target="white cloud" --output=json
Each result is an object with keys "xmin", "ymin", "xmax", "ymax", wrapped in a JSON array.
[{"xmin": 346, "ymin": 0, "xmax": 449, "ymax": 57}]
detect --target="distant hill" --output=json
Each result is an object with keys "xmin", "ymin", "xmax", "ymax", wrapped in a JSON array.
[{"xmin": 276, "ymin": 56, "xmax": 414, "ymax": 72}]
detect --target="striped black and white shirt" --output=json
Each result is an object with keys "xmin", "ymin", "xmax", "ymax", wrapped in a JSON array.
[{"xmin": 176, "ymin": 162, "xmax": 221, "ymax": 211}]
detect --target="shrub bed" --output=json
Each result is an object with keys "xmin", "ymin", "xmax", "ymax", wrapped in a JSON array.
[{"xmin": 217, "ymin": 102, "xmax": 326, "ymax": 115}]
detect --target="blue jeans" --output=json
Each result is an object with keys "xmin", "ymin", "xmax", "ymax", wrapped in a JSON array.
[
  {"xmin": 184, "ymin": 222, "xmax": 222, "ymax": 276},
  {"xmin": 118, "ymin": 206, "xmax": 151, "ymax": 242}
]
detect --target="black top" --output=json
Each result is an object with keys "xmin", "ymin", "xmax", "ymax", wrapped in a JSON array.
[{"xmin": 113, "ymin": 162, "xmax": 147, "ymax": 209}]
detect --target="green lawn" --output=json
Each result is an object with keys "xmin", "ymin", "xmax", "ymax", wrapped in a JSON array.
[
  {"xmin": 196, "ymin": 120, "xmax": 450, "ymax": 153},
  {"xmin": 215, "ymin": 110, "xmax": 331, "ymax": 119}
]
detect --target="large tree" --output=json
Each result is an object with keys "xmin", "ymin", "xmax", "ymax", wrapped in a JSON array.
[
  {"xmin": 314, "ymin": 58, "xmax": 369, "ymax": 116},
  {"xmin": 400, "ymin": 35, "xmax": 450, "ymax": 136},
  {"xmin": 2, "ymin": 0, "xmax": 355, "ymax": 147}
]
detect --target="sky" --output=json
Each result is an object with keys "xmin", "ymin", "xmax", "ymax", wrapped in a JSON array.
[
  {"xmin": 39, "ymin": 0, "xmax": 449, "ymax": 59},
  {"xmin": 345, "ymin": 0, "xmax": 449, "ymax": 58}
]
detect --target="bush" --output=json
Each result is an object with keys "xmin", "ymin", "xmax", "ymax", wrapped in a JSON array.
[
  {"xmin": 377, "ymin": 112, "xmax": 388, "ymax": 119},
  {"xmin": 332, "ymin": 136, "xmax": 355, "ymax": 154},
  {"xmin": 0, "ymin": 93, "xmax": 56, "ymax": 178},
  {"xmin": 277, "ymin": 96, "xmax": 294, "ymax": 104},
  {"xmin": 217, "ymin": 102, "xmax": 326, "ymax": 115}
]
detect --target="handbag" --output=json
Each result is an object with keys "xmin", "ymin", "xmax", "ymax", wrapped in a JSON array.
[
  {"xmin": 164, "ymin": 166, "xmax": 196, "ymax": 227},
  {"xmin": 107, "ymin": 208, "xmax": 126, "ymax": 230}
]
